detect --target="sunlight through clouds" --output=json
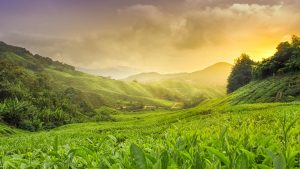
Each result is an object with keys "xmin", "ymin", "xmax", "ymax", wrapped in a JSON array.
[{"xmin": 0, "ymin": 0, "xmax": 300, "ymax": 78}]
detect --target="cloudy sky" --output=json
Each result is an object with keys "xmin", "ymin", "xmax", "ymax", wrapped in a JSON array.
[{"xmin": 0, "ymin": 0, "xmax": 300, "ymax": 78}]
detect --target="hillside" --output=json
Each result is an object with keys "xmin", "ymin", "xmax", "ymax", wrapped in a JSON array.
[
  {"xmin": 0, "ymin": 42, "xmax": 229, "ymax": 109},
  {"xmin": 124, "ymin": 62, "xmax": 232, "ymax": 85},
  {"xmin": 0, "ymin": 42, "xmax": 173, "ymax": 109},
  {"xmin": 222, "ymin": 35, "xmax": 300, "ymax": 105},
  {"xmin": 216, "ymin": 74, "xmax": 300, "ymax": 105},
  {"xmin": 0, "ymin": 41, "xmax": 231, "ymax": 130},
  {"xmin": 1, "ymin": 41, "xmax": 300, "ymax": 168},
  {"xmin": 123, "ymin": 62, "xmax": 232, "ymax": 107}
]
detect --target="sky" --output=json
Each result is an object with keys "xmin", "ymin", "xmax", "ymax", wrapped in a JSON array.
[{"xmin": 0, "ymin": 0, "xmax": 300, "ymax": 78}]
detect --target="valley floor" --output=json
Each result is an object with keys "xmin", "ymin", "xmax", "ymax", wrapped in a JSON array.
[{"xmin": 0, "ymin": 102, "xmax": 300, "ymax": 168}]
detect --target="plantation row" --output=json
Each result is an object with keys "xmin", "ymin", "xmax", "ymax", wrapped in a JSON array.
[{"xmin": 0, "ymin": 102, "xmax": 299, "ymax": 168}]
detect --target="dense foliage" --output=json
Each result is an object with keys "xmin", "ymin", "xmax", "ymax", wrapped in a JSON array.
[
  {"xmin": 253, "ymin": 35, "xmax": 300, "ymax": 79},
  {"xmin": 0, "ymin": 62, "xmax": 115, "ymax": 131},
  {"xmin": 228, "ymin": 35, "xmax": 300, "ymax": 93},
  {"xmin": 227, "ymin": 54, "xmax": 254, "ymax": 93},
  {"xmin": 0, "ymin": 41, "xmax": 75, "ymax": 72},
  {"xmin": 0, "ymin": 102, "xmax": 299, "ymax": 168}
]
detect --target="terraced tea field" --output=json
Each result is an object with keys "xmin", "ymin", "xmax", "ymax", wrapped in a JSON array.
[{"xmin": 0, "ymin": 102, "xmax": 299, "ymax": 168}]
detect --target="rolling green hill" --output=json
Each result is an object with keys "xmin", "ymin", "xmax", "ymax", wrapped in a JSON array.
[
  {"xmin": 123, "ymin": 62, "xmax": 232, "ymax": 107},
  {"xmin": 0, "ymin": 40, "xmax": 299, "ymax": 167},
  {"xmin": 0, "ymin": 41, "xmax": 228, "ymax": 110},
  {"xmin": 0, "ymin": 41, "xmax": 230, "ymax": 130}
]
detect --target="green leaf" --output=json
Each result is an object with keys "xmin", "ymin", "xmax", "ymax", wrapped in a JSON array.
[
  {"xmin": 107, "ymin": 135, "xmax": 117, "ymax": 143},
  {"xmin": 130, "ymin": 143, "xmax": 147, "ymax": 169},
  {"xmin": 54, "ymin": 136, "xmax": 58, "ymax": 152},
  {"xmin": 274, "ymin": 153, "xmax": 285, "ymax": 169},
  {"xmin": 219, "ymin": 127, "xmax": 227, "ymax": 141},
  {"xmin": 160, "ymin": 150, "xmax": 168, "ymax": 169},
  {"xmin": 193, "ymin": 152, "xmax": 202, "ymax": 169},
  {"xmin": 285, "ymin": 118, "xmax": 298, "ymax": 133},
  {"xmin": 235, "ymin": 153, "xmax": 248, "ymax": 169},
  {"xmin": 257, "ymin": 164, "xmax": 273, "ymax": 169},
  {"xmin": 205, "ymin": 146, "xmax": 230, "ymax": 167}
]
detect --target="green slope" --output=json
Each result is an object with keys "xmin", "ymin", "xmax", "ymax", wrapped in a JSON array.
[
  {"xmin": 218, "ymin": 74, "xmax": 300, "ymax": 105},
  {"xmin": 43, "ymin": 68, "xmax": 175, "ymax": 108},
  {"xmin": 123, "ymin": 62, "xmax": 233, "ymax": 107},
  {"xmin": 0, "ymin": 101, "xmax": 299, "ymax": 168},
  {"xmin": 0, "ymin": 41, "xmax": 227, "ymax": 110}
]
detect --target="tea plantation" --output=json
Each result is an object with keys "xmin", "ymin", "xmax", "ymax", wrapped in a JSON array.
[{"xmin": 0, "ymin": 102, "xmax": 299, "ymax": 168}]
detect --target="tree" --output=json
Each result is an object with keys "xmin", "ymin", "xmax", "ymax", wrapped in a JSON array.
[
  {"xmin": 253, "ymin": 35, "xmax": 300, "ymax": 78},
  {"xmin": 227, "ymin": 54, "xmax": 254, "ymax": 93},
  {"xmin": 285, "ymin": 35, "xmax": 300, "ymax": 72}
]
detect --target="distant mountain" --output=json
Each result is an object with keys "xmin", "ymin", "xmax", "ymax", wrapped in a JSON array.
[
  {"xmin": 187, "ymin": 62, "xmax": 233, "ymax": 85},
  {"xmin": 124, "ymin": 62, "xmax": 233, "ymax": 86},
  {"xmin": 78, "ymin": 66, "xmax": 141, "ymax": 79},
  {"xmin": 123, "ymin": 72, "xmax": 187, "ymax": 83}
]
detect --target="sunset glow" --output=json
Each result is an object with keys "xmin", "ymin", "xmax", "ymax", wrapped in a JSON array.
[{"xmin": 1, "ymin": 0, "xmax": 299, "ymax": 78}]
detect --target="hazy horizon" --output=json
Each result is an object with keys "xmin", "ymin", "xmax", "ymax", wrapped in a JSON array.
[{"xmin": 77, "ymin": 61, "xmax": 232, "ymax": 79}]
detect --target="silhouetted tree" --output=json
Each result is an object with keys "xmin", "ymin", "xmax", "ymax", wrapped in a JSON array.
[
  {"xmin": 253, "ymin": 35, "xmax": 300, "ymax": 78},
  {"xmin": 227, "ymin": 54, "xmax": 254, "ymax": 93}
]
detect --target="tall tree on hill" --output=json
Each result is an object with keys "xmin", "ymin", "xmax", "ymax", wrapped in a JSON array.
[{"xmin": 227, "ymin": 54, "xmax": 254, "ymax": 93}]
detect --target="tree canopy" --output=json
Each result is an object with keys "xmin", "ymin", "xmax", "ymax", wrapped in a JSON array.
[
  {"xmin": 253, "ymin": 35, "xmax": 300, "ymax": 79},
  {"xmin": 227, "ymin": 54, "xmax": 254, "ymax": 93},
  {"xmin": 228, "ymin": 35, "xmax": 300, "ymax": 93}
]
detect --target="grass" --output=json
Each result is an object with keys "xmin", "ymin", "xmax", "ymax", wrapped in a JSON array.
[{"xmin": 0, "ymin": 101, "xmax": 299, "ymax": 168}]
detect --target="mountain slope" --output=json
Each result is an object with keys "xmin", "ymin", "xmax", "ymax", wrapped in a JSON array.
[
  {"xmin": 123, "ymin": 62, "xmax": 232, "ymax": 107},
  {"xmin": 124, "ymin": 62, "xmax": 232, "ymax": 86},
  {"xmin": 0, "ymin": 41, "xmax": 228, "ymax": 110},
  {"xmin": 187, "ymin": 62, "xmax": 233, "ymax": 85},
  {"xmin": 0, "ymin": 42, "xmax": 176, "ymax": 109},
  {"xmin": 211, "ymin": 74, "xmax": 300, "ymax": 106},
  {"xmin": 124, "ymin": 72, "xmax": 188, "ymax": 83},
  {"xmin": 216, "ymin": 35, "xmax": 300, "ymax": 105}
]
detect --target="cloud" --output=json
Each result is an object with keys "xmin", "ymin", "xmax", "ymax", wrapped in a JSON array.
[
  {"xmin": 1, "ymin": 1, "xmax": 300, "ymax": 76},
  {"xmin": 185, "ymin": 0, "xmax": 282, "ymax": 7},
  {"xmin": 171, "ymin": 3, "xmax": 286, "ymax": 50},
  {"xmin": 119, "ymin": 4, "xmax": 164, "ymax": 21}
]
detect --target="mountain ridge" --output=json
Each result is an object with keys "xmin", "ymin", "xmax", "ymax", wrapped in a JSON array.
[{"xmin": 124, "ymin": 62, "xmax": 233, "ymax": 85}]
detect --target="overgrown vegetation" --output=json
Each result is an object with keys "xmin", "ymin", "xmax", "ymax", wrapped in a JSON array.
[{"xmin": 228, "ymin": 35, "xmax": 300, "ymax": 93}]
